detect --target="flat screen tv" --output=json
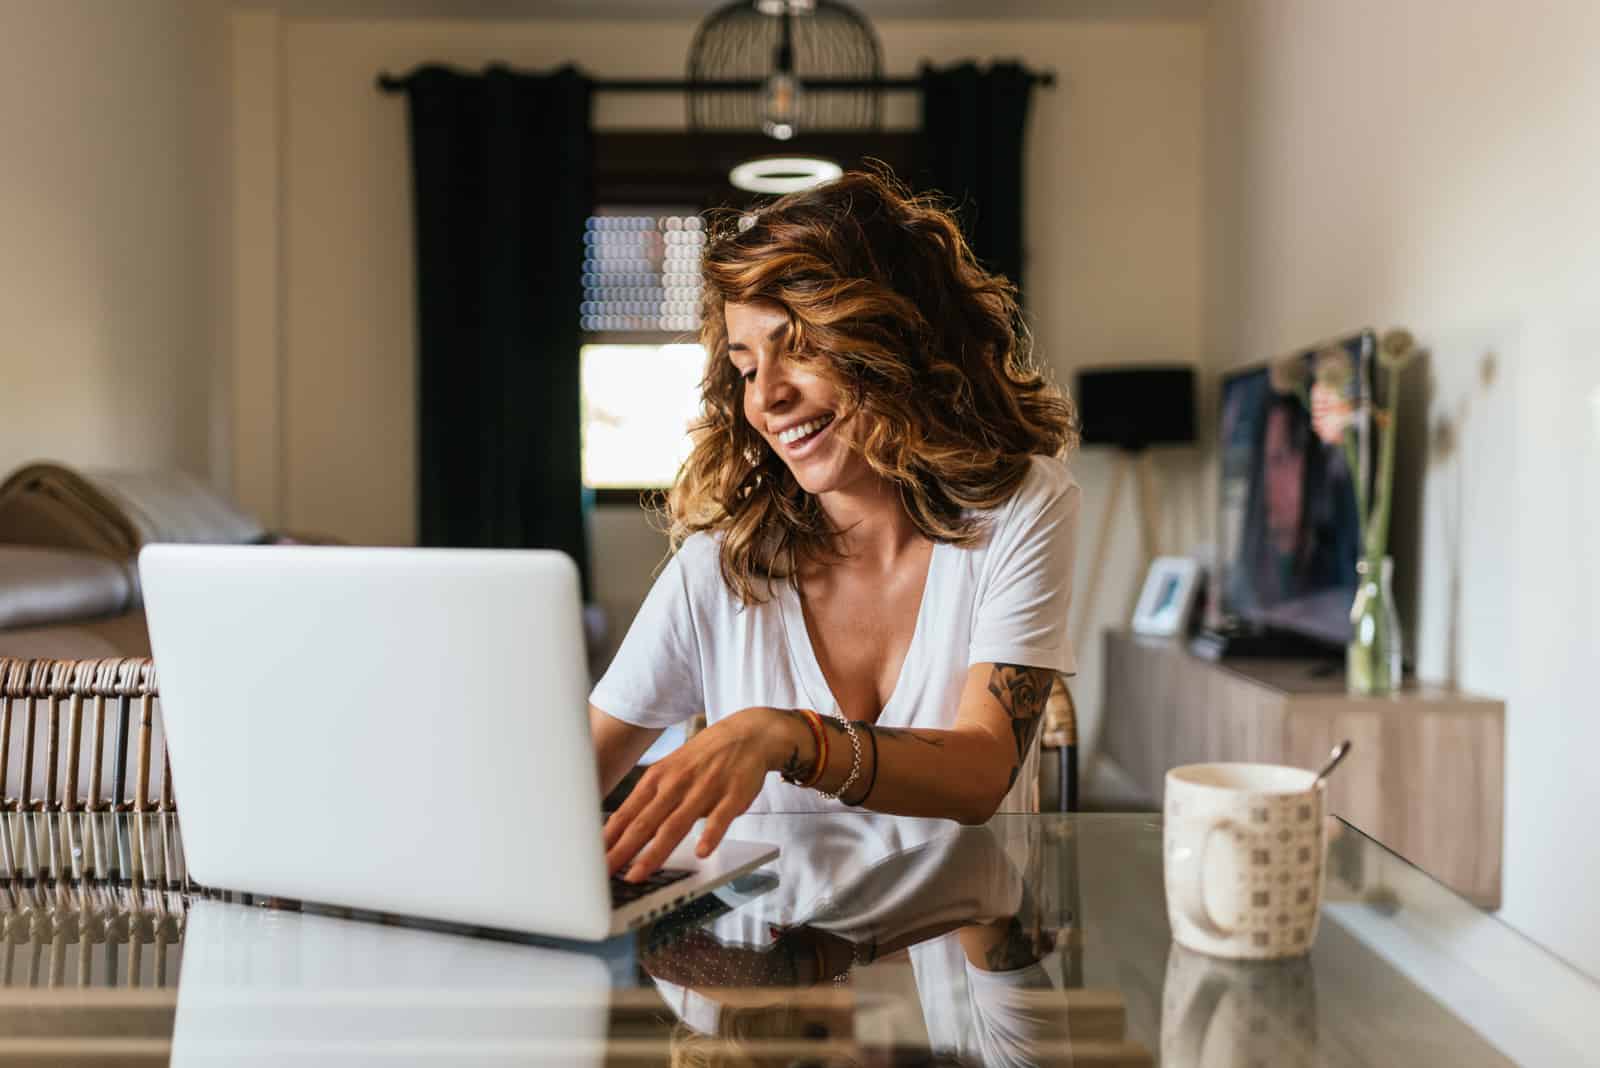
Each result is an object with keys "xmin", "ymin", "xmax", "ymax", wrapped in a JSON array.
[{"xmin": 1216, "ymin": 330, "xmax": 1375, "ymax": 647}]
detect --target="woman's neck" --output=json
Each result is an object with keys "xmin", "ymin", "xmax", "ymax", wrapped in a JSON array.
[{"xmin": 815, "ymin": 477, "xmax": 924, "ymax": 571}]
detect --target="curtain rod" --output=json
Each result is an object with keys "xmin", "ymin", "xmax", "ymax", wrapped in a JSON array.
[{"xmin": 376, "ymin": 71, "xmax": 1055, "ymax": 93}]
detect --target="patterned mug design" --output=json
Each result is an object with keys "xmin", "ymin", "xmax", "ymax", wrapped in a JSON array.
[{"xmin": 1164, "ymin": 763, "xmax": 1328, "ymax": 960}]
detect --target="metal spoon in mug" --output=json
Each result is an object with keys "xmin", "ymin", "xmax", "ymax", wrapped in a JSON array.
[{"xmin": 1314, "ymin": 740, "xmax": 1352, "ymax": 785}]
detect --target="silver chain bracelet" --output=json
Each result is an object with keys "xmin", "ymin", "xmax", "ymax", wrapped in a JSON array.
[{"xmin": 818, "ymin": 712, "xmax": 862, "ymax": 802}]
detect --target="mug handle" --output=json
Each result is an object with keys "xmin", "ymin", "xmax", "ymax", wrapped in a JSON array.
[{"xmin": 1173, "ymin": 818, "xmax": 1240, "ymax": 938}]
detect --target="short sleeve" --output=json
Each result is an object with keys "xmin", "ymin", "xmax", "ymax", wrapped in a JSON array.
[
  {"xmin": 967, "ymin": 458, "xmax": 1080, "ymax": 675},
  {"xmin": 589, "ymin": 548, "xmax": 704, "ymax": 729}
]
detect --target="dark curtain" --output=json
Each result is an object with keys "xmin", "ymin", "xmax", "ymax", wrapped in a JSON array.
[
  {"xmin": 397, "ymin": 64, "xmax": 592, "ymax": 592},
  {"xmin": 919, "ymin": 61, "xmax": 1035, "ymax": 297}
]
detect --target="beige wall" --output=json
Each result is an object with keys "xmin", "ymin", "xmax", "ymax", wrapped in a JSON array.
[
  {"xmin": 234, "ymin": 13, "xmax": 1208, "ymax": 754},
  {"xmin": 1206, "ymin": 0, "xmax": 1600, "ymax": 976},
  {"xmin": 0, "ymin": 0, "xmax": 228, "ymax": 485}
]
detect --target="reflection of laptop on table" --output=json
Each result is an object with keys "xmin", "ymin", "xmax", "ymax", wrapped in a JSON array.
[
  {"xmin": 140, "ymin": 545, "xmax": 776, "ymax": 941},
  {"xmin": 173, "ymin": 897, "xmax": 614, "ymax": 1065}
]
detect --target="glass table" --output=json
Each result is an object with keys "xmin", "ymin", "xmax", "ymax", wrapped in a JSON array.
[{"xmin": 0, "ymin": 807, "xmax": 1594, "ymax": 1065}]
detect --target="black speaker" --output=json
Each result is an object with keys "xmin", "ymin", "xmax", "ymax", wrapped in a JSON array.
[{"xmin": 1074, "ymin": 365, "xmax": 1197, "ymax": 450}]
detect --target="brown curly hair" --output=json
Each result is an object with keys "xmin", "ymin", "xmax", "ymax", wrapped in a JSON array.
[{"xmin": 666, "ymin": 169, "xmax": 1077, "ymax": 604}]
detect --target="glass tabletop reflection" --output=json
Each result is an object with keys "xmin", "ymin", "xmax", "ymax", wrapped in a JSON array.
[{"xmin": 0, "ymin": 807, "xmax": 1594, "ymax": 1066}]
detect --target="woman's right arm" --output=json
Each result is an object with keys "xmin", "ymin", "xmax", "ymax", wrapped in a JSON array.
[{"xmin": 589, "ymin": 704, "xmax": 665, "ymax": 799}]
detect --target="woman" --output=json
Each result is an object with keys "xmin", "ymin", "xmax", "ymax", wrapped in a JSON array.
[{"xmin": 591, "ymin": 171, "xmax": 1080, "ymax": 883}]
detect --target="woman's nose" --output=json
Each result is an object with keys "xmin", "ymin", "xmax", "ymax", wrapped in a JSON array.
[{"xmin": 750, "ymin": 364, "xmax": 798, "ymax": 413}]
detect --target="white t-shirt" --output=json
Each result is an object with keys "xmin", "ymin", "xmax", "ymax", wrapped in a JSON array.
[{"xmin": 590, "ymin": 454, "xmax": 1080, "ymax": 814}]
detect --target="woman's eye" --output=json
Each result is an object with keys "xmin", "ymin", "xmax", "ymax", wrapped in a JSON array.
[{"xmin": 740, "ymin": 368, "xmax": 757, "ymax": 384}]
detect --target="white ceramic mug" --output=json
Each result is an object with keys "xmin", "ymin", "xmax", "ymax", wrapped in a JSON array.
[{"xmin": 1163, "ymin": 762, "xmax": 1328, "ymax": 960}]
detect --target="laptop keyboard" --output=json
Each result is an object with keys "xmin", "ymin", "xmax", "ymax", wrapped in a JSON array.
[{"xmin": 611, "ymin": 867, "xmax": 694, "ymax": 909}]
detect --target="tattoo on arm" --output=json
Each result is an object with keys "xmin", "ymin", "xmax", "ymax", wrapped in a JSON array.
[
  {"xmin": 773, "ymin": 708, "xmax": 856, "ymax": 784},
  {"xmin": 870, "ymin": 726, "xmax": 945, "ymax": 749},
  {"xmin": 986, "ymin": 663, "xmax": 1054, "ymax": 787},
  {"xmin": 984, "ymin": 915, "xmax": 1043, "ymax": 972},
  {"xmin": 773, "ymin": 708, "xmax": 819, "ymax": 782}
]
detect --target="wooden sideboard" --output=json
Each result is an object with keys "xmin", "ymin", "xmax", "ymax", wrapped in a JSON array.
[{"xmin": 1101, "ymin": 629, "xmax": 1504, "ymax": 907}]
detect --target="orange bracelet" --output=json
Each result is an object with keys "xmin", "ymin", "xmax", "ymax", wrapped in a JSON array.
[
  {"xmin": 798, "ymin": 708, "xmax": 828, "ymax": 789},
  {"xmin": 781, "ymin": 708, "xmax": 826, "ymax": 787}
]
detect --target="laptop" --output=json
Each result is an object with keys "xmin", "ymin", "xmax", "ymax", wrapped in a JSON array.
[{"xmin": 139, "ymin": 544, "xmax": 777, "ymax": 941}]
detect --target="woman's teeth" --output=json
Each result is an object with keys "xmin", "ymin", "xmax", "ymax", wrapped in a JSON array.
[{"xmin": 777, "ymin": 413, "xmax": 834, "ymax": 446}]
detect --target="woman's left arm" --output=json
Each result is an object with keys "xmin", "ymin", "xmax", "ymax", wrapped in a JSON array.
[
  {"xmin": 840, "ymin": 661, "xmax": 1054, "ymax": 820},
  {"xmin": 604, "ymin": 661, "xmax": 1051, "ymax": 881}
]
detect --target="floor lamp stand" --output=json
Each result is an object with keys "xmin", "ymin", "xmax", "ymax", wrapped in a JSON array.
[{"xmin": 1073, "ymin": 449, "xmax": 1163, "ymax": 646}]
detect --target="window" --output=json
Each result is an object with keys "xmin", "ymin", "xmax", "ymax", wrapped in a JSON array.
[
  {"xmin": 581, "ymin": 342, "xmax": 705, "ymax": 490},
  {"xmin": 580, "ymin": 209, "xmax": 708, "ymax": 495}
]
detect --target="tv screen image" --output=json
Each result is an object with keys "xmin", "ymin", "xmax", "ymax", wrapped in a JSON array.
[{"xmin": 1217, "ymin": 330, "xmax": 1374, "ymax": 647}]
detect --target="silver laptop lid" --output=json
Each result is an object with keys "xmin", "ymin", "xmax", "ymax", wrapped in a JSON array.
[{"xmin": 140, "ymin": 545, "xmax": 613, "ymax": 940}]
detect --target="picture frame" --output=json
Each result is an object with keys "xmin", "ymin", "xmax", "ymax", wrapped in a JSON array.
[{"xmin": 1131, "ymin": 556, "xmax": 1202, "ymax": 637}]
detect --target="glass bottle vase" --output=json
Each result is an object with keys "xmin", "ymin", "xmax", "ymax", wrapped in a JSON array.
[{"xmin": 1347, "ymin": 555, "xmax": 1403, "ymax": 696}]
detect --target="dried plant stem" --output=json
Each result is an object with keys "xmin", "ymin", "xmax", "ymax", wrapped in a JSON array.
[{"xmin": 1365, "ymin": 361, "xmax": 1404, "ymax": 561}]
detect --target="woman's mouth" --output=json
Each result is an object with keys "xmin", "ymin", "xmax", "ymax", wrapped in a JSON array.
[{"xmin": 775, "ymin": 412, "xmax": 836, "ymax": 455}]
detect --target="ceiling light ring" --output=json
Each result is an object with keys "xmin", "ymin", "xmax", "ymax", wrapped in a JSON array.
[{"xmin": 728, "ymin": 156, "xmax": 845, "ymax": 194}]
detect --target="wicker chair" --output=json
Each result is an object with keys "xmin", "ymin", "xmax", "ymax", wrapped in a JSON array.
[
  {"xmin": 1041, "ymin": 673, "xmax": 1080, "ymax": 813},
  {"xmin": 0, "ymin": 656, "xmax": 171, "ymax": 814}
]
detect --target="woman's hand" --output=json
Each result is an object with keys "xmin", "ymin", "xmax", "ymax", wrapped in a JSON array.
[{"xmin": 603, "ymin": 707, "xmax": 806, "ymax": 881}]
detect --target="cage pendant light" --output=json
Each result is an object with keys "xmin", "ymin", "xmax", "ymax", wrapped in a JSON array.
[{"xmin": 687, "ymin": 0, "xmax": 883, "ymax": 138}]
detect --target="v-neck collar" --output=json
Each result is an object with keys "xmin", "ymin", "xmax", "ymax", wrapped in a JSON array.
[{"xmin": 778, "ymin": 541, "xmax": 942, "ymax": 726}]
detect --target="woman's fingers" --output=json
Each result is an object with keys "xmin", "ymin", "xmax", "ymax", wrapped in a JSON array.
[
  {"xmin": 603, "ymin": 775, "xmax": 657, "ymax": 850},
  {"xmin": 605, "ymin": 817, "xmax": 659, "ymax": 876},
  {"xmin": 624, "ymin": 799, "xmax": 710, "ymax": 881},
  {"xmin": 605, "ymin": 778, "xmax": 685, "ymax": 873},
  {"xmin": 695, "ymin": 794, "xmax": 747, "ymax": 859}
]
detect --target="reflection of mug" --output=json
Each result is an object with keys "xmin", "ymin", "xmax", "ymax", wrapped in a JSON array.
[
  {"xmin": 1161, "ymin": 943, "xmax": 1318, "ymax": 1068},
  {"xmin": 1164, "ymin": 763, "xmax": 1327, "ymax": 959}
]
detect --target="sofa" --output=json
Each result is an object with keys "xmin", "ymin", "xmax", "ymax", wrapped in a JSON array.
[
  {"xmin": 0, "ymin": 459, "xmax": 611, "ymax": 668},
  {"xmin": 0, "ymin": 463, "xmax": 286, "ymax": 658},
  {"xmin": 0, "ymin": 463, "xmax": 275, "ymax": 807},
  {"xmin": 0, "ymin": 544, "xmax": 153, "ymax": 658}
]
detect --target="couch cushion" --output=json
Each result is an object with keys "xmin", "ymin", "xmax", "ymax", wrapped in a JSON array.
[
  {"xmin": 0, "ymin": 546, "xmax": 133, "ymax": 631},
  {"xmin": 0, "ymin": 464, "xmax": 265, "ymax": 558}
]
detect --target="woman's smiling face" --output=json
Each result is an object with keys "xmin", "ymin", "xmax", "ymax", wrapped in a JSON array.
[{"xmin": 725, "ymin": 299, "xmax": 872, "ymax": 498}]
